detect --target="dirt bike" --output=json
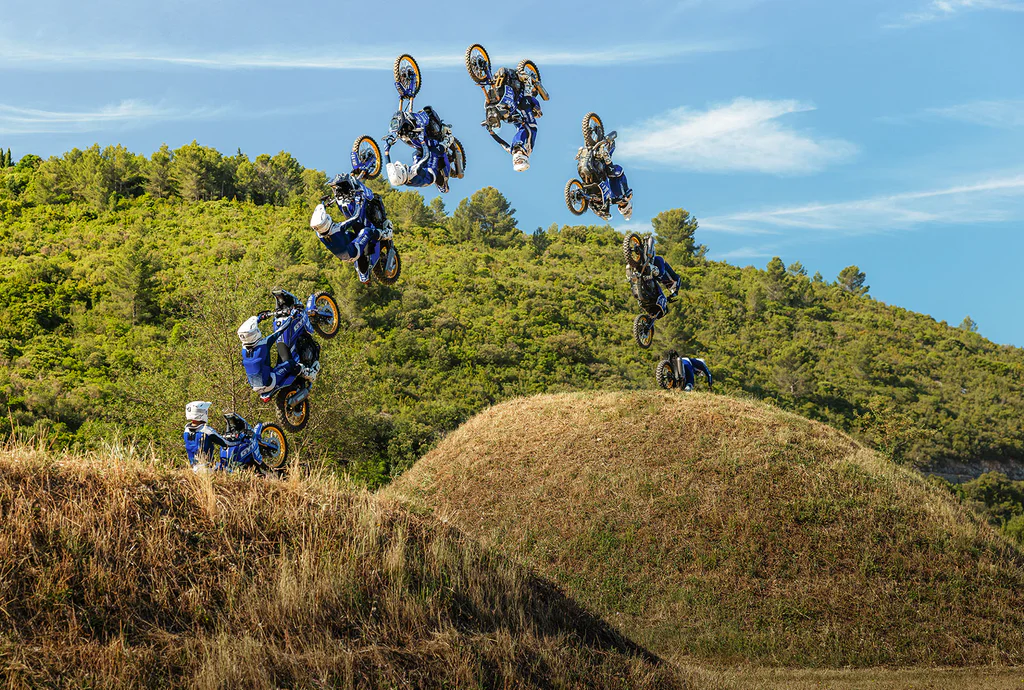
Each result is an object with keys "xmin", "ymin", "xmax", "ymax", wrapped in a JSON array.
[
  {"xmin": 218, "ymin": 413, "xmax": 290, "ymax": 475},
  {"xmin": 623, "ymin": 233, "xmax": 675, "ymax": 349},
  {"xmin": 565, "ymin": 113, "xmax": 630, "ymax": 221},
  {"xmin": 239, "ymin": 289, "xmax": 340, "ymax": 432},
  {"xmin": 389, "ymin": 54, "xmax": 466, "ymax": 189},
  {"xmin": 656, "ymin": 352, "xmax": 712, "ymax": 391},
  {"xmin": 464, "ymin": 43, "xmax": 548, "ymax": 154}
]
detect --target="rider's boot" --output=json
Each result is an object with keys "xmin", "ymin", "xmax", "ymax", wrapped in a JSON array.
[
  {"xmin": 356, "ymin": 257, "xmax": 371, "ymax": 284},
  {"xmin": 512, "ymin": 146, "xmax": 530, "ymax": 172}
]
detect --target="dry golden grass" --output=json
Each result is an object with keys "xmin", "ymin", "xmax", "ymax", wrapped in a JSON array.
[
  {"xmin": 0, "ymin": 440, "xmax": 688, "ymax": 689},
  {"xmin": 690, "ymin": 664, "xmax": 1024, "ymax": 689},
  {"xmin": 389, "ymin": 391, "xmax": 1024, "ymax": 670}
]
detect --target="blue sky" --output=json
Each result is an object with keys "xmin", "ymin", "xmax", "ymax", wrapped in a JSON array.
[{"xmin": 1, "ymin": 0, "xmax": 1022, "ymax": 344}]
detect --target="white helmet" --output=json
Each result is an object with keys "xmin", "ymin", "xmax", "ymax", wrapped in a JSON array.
[
  {"xmin": 185, "ymin": 401, "xmax": 212, "ymax": 423},
  {"xmin": 237, "ymin": 316, "xmax": 263, "ymax": 346},
  {"xmin": 386, "ymin": 161, "xmax": 410, "ymax": 186},
  {"xmin": 310, "ymin": 203, "xmax": 333, "ymax": 235}
]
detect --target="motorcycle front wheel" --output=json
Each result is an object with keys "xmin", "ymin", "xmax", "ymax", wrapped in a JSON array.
[
  {"xmin": 393, "ymin": 54, "xmax": 421, "ymax": 99},
  {"xmin": 352, "ymin": 136, "xmax": 382, "ymax": 180},
  {"xmin": 259, "ymin": 423, "xmax": 289, "ymax": 471},
  {"xmin": 311, "ymin": 291, "xmax": 340, "ymax": 339},
  {"xmin": 633, "ymin": 314, "xmax": 655, "ymax": 349},
  {"xmin": 373, "ymin": 245, "xmax": 402, "ymax": 285},
  {"xmin": 275, "ymin": 386, "xmax": 309, "ymax": 432},
  {"xmin": 623, "ymin": 233, "xmax": 645, "ymax": 269},
  {"xmin": 465, "ymin": 44, "xmax": 490, "ymax": 84},
  {"xmin": 565, "ymin": 179, "xmax": 587, "ymax": 215},
  {"xmin": 656, "ymin": 359, "xmax": 676, "ymax": 389}
]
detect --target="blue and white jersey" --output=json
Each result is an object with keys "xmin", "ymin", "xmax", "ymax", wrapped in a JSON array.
[{"xmin": 183, "ymin": 423, "xmax": 227, "ymax": 467}]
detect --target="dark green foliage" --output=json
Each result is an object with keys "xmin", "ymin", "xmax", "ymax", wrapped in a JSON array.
[
  {"xmin": 837, "ymin": 265, "xmax": 869, "ymax": 295},
  {"xmin": 1, "ymin": 141, "xmax": 320, "ymax": 211},
  {"xmin": 2, "ymin": 144, "xmax": 1023, "ymax": 490},
  {"xmin": 932, "ymin": 471, "xmax": 1024, "ymax": 545},
  {"xmin": 448, "ymin": 187, "xmax": 522, "ymax": 248},
  {"xmin": 651, "ymin": 208, "xmax": 705, "ymax": 268}
]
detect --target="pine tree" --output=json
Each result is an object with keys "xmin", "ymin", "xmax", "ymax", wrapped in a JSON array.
[
  {"xmin": 651, "ymin": 208, "xmax": 706, "ymax": 268},
  {"xmin": 109, "ymin": 234, "xmax": 161, "ymax": 324},
  {"xmin": 959, "ymin": 316, "xmax": 979, "ymax": 333},
  {"xmin": 837, "ymin": 265, "xmax": 869, "ymax": 296},
  {"xmin": 763, "ymin": 256, "xmax": 792, "ymax": 304}
]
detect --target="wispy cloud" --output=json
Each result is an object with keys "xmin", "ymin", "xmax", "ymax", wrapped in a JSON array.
[
  {"xmin": 0, "ymin": 100, "xmax": 226, "ymax": 134},
  {"xmin": 925, "ymin": 99, "xmax": 1024, "ymax": 128},
  {"xmin": 616, "ymin": 98, "xmax": 857, "ymax": 175},
  {"xmin": 0, "ymin": 98, "xmax": 349, "ymax": 135},
  {"xmin": 886, "ymin": 0, "xmax": 1024, "ymax": 27},
  {"xmin": 712, "ymin": 245, "xmax": 778, "ymax": 261},
  {"xmin": 0, "ymin": 41, "xmax": 738, "ymax": 71},
  {"xmin": 701, "ymin": 174, "xmax": 1024, "ymax": 235},
  {"xmin": 880, "ymin": 99, "xmax": 1024, "ymax": 127}
]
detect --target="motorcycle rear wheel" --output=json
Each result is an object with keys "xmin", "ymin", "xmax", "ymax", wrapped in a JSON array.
[
  {"xmin": 259, "ymin": 423, "xmax": 289, "ymax": 471},
  {"xmin": 393, "ymin": 54, "xmax": 421, "ymax": 99},
  {"xmin": 373, "ymin": 245, "xmax": 402, "ymax": 285},
  {"xmin": 633, "ymin": 314, "xmax": 655, "ymax": 349},
  {"xmin": 583, "ymin": 112, "xmax": 604, "ymax": 148},
  {"xmin": 466, "ymin": 44, "xmax": 490, "ymax": 84},
  {"xmin": 656, "ymin": 359, "xmax": 676, "ymax": 389},
  {"xmin": 516, "ymin": 59, "xmax": 540, "ymax": 81},
  {"xmin": 623, "ymin": 233, "xmax": 645, "ymax": 269},
  {"xmin": 275, "ymin": 386, "xmax": 309, "ymax": 432},
  {"xmin": 352, "ymin": 136, "xmax": 382, "ymax": 180},
  {"xmin": 565, "ymin": 179, "xmax": 587, "ymax": 215},
  {"xmin": 311, "ymin": 292, "xmax": 340, "ymax": 339}
]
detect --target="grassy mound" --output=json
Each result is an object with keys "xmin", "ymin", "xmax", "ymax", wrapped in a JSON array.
[
  {"xmin": 390, "ymin": 392, "xmax": 1024, "ymax": 668},
  {"xmin": 0, "ymin": 444, "xmax": 685, "ymax": 689}
]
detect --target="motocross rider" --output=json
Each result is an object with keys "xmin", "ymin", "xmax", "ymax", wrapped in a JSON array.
[
  {"xmin": 237, "ymin": 292, "xmax": 318, "ymax": 394},
  {"xmin": 488, "ymin": 66, "xmax": 544, "ymax": 172},
  {"xmin": 384, "ymin": 107, "xmax": 452, "ymax": 193},
  {"xmin": 183, "ymin": 401, "xmax": 228, "ymax": 471},
  {"xmin": 310, "ymin": 172, "xmax": 386, "ymax": 283},
  {"xmin": 577, "ymin": 131, "xmax": 632, "ymax": 221}
]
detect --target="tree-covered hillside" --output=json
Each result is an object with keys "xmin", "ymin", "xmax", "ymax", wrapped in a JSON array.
[{"xmin": 0, "ymin": 143, "xmax": 1022, "ymax": 488}]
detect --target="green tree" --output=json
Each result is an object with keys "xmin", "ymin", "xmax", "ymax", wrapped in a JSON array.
[
  {"xmin": 170, "ymin": 141, "xmax": 225, "ymax": 201},
  {"xmin": 651, "ymin": 209, "xmax": 705, "ymax": 268},
  {"xmin": 449, "ymin": 187, "xmax": 521, "ymax": 248},
  {"xmin": 429, "ymin": 196, "xmax": 447, "ymax": 224},
  {"xmin": 837, "ymin": 265, "xmax": 868, "ymax": 296},
  {"xmin": 959, "ymin": 316, "xmax": 979, "ymax": 333},
  {"xmin": 763, "ymin": 256, "xmax": 792, "ymax": 304},
  {"xmin": 530, "ymin": 226, "xmax": 551, "ymax": 256},
  {"xmin": 384, "ymin": 190, "xmax": 431, "ymax": 229},
  {"xmin": 301, "ymin": 168, "xmax": 328, "ymax": 206},
  {"xmin": 108, "ymin": 234, "xmax": 161, "ymax": 324},
  {"xmin": 146, "ymin": 144, "xmax": 175, "ymax": 198}
]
